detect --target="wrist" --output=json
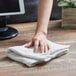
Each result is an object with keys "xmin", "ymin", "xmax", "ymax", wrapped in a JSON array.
[{"xmin": 35, "ymin": 31, "xmax": 47, "ymax": 37}]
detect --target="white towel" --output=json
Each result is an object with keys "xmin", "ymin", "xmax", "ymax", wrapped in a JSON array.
[{"xmin": 7, "ymin": 40, "xmax": 70, "ymax": 67}]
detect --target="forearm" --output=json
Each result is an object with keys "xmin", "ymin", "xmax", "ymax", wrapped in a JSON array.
[{"xmin": 35, "ymin": 0, "xmax": 53, "ymax": 35}]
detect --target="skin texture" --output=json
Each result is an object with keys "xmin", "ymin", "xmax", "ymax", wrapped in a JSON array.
[{"xmin": 25, "ymin": 0, "xmax": 53, "ymax": 53}]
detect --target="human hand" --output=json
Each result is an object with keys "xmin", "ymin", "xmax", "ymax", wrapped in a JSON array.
[{"xmin": 25, "ymin": 32, "xmax": 51, "ymax": 53}]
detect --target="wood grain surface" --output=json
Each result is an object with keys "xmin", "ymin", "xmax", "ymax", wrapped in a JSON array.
[
  {"xmin": 0, "ymin": 20, "xmax": 76, "ymax": 76},
  {"xmin": 62, "ymin": 8, "xmax": 76, "ymax": 28}
]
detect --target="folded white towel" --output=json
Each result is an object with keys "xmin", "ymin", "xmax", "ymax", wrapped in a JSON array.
[{"xmin": 7, "ymin": 40, "xmax": 70, "ymax": 67}]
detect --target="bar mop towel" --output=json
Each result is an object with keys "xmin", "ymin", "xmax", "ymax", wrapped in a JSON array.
[{"xmin": 7, "ymin": 40, "xmax": 70, "ymax": 67}]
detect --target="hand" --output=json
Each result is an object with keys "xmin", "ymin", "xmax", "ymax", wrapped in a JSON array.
[{"xmin": 25, "ymin": 32, "xmax": 51, "ymax": 53}]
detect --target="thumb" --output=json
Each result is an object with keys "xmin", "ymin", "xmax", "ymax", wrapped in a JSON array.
[{"xmin": 24, "ymin": 42, "xmax": 33, "ymax": 48}]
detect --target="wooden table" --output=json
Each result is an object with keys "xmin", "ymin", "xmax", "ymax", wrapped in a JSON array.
[{"xmin": 0, "ymin": 20, "xmax": 76, "ymax": 76}]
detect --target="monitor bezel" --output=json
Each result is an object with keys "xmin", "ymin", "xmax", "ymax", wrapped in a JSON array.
[{"xmin": 0, "ymin": 0, "xmax": 25, "ymax": 16}]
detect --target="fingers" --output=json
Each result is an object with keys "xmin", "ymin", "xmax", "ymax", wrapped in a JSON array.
[
  {"xmin": 44, "ymin": 44, "xmax": 48, "ymax": 53},
  {"xmin": 40, "ymin": 41, "xmax": 44, "ymax": 53},
  {"xmin": 34, "ymin": 40, "xmax": 51, "ymax": 53},
  {"xmin": 34, "ymin": 39, "xmax": 39, "ymax": 53},
  {"xmin": 25, "ymin": 40, "xmax": 51, "ymax": 53},
  {"xmin": 25, "ymin": 42, "xmax": 33, "ymax": 48},
  {"xmin": 40, "ymin": 41, "xmax": 51, "ymax": 53}
]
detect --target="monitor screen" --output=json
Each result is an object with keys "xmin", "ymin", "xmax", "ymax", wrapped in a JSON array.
[{"xmin": 0, "ymin": 0, "xmax": 25, "ymax": 16}]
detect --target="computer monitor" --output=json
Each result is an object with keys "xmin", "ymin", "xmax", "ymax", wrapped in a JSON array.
[{"xmin": 0, "ymin": 0, "xmax": 25, "ymax": 40}]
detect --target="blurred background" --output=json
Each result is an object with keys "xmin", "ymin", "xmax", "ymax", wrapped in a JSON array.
[{"xmin": 6, "ymin": 0, "xmax": 62, "ymax": 24}]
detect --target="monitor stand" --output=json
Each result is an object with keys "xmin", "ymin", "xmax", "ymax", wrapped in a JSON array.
[{"xmin": 0, "ymin": 16, "xmax": 18, "ymax": 40}]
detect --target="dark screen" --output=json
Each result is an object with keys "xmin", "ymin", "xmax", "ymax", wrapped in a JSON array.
[{"xmin": 0, "ymin": 0, "xmax": 20, "ymax": 13}]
